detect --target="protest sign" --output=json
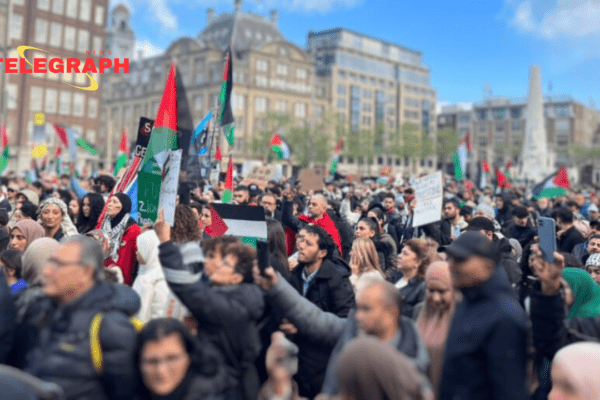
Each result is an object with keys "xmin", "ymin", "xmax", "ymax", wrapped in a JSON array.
[
  {"xmin": 134, "ymin": 117, "xmax": 154, "ymax": 159},
  {"xmin": 298, "ymin": 168, "xmax": 325, "ymax": 191},
  {"xmin": 156, "ymin": 149, "xmax": 182, "ymax": 226},
  {"xmin": 242, "ymin": 166, "xmax": 277, "ymax": 189},
  {"xmin": 413, "ymin": 171, "xmax": 443, "ymax": 227}
]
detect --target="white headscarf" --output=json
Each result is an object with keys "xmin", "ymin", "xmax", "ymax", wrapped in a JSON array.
[
  {"xmin": 135, "ymin": 230, "xmax": 161, "ymax": 276},
  {"xmin": 552, "ymin": 342, "xmax": 600, "ymax": 400},
  {"xmin": 38, "ymin": 197, "xmax": 78, "ymax": 237}
]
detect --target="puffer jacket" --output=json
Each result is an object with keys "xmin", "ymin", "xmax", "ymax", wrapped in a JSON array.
[
  {"xmin": 159, "ymin": 241, "xmax": 264, "ymax": 400},
  {"xmin": 26, "ymin": 282, "xmax": 140, "ymax": 400},
  {"xmin": 288, "ymin": 257, "xmax": 355, "ymax": 397}
]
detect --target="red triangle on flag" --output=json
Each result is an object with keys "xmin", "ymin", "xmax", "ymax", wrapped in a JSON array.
[
  {"xmin": 155, "ymin": 63, "xmax": 178, "ymax": 131},
  {"xmin": 55, "ymin": 146, "xmax": 62, "ymax": 157},
  {"xmin": 553, "ymin": 167, "xmax": 570, "ymax": 189},
  {"xmin": 215, "ymin": 145, "xmax": 222, "ymax": 161},
  {"xmin": 0, "ymin": 122, "xmax": 8, "ymax": 148},
  {"xmin": 225, "ymin": 156, "xmax": 233, "ymax": 191},
  {"xmin": 207, "ymin": 205, "xmax": 229, "ymax": 236},
  {"xmin": 482, "ymin": 159, "xmax": 491, "ymax": 173},
  {"xmin": 270, "ymin": 133, "xmax": 282, "ymax": 147},
  {"xmin": 496, "ymin": 168, "xmax": 509, "ymax": 188},
  {"xmin": 53, "ymin": 124, "xmax": 69, "ymax": 148},
  {"xmin": 506, "ymin": 161, "xmax": 512, "ymax": 170},
  {"xmin": 119, "ymin": 128, "xmax": 129, "ymax": 153}
]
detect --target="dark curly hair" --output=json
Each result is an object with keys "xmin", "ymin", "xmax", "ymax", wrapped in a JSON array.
[
  {"xmin": 172, "ymin": 204, "xmax": 202, "ymax": 243},
  {"xmin": 77, "ymin": 193, "xmax": 105, "ymax": 234}
]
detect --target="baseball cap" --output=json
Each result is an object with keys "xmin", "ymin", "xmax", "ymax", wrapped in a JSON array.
[
  {"xmin": 439, "ymin": 231, "xmax": 498, "ymax": 262},
  {"xmin": 475, "ymin": 202, "xmax": 495, "ymax": 220},
  {"xmin": 586, "ymin": 253, "xmax": 600, "ymax": 268},
  {"xmin": 465, "ymin": 217, "xmax": 496, "ymax": 233},
  {"xmin": 248, "ymin": 184, "xmax": 262, "ymax": 197},
  {"xmin": 589, "ymin": 204, "xmax": 599, "ymax": 213}
]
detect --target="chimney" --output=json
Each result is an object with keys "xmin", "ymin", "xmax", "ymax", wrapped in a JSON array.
[
  {"xmin": 270, "ymin": 10, "xmax": 278, "ymax": 26},
  {"xmin": 206, "ymin": 8, "xmax": 214, "ymax": 24}
]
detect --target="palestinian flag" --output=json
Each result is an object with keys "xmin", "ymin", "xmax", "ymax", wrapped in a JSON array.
[
  {"xmin": 479, "ymin": 159, "xmax": 491, "ymax": 189},
  {"xmin": 0, "ymin": 122, "xmax": 9, "ymax": 175},
  {"xmin": 138, "ymin": 63, "xmax": 179, "ymax": 224},
  {"xmin": 222, "ymin": 155, "xmax": 233, "ymax": 204},
  {"xmin": 506, "ymin": 161, "xmax": 515, "ymax": 181},
  {"xmin": 377, "ymin": 167, "xmax": 392, "ymax": 184},
  {"xmin": 207, "ymin": 203, "xmax": 267, "ymax": 247},
  {"xmin": 219, "ymin": 51, "xmax": 235, "ymax": 146},
  {"xmin": 453, "ymin": 134, "xmax": 468, "ymax": 180},
  {"xmin": 496, "ymin": 168, "xmax": 510, "ymax": 188},
  {"xmin": 329, "ymin": 138, "xmax": 344, "ymax": 178},
  {"xmin": 270, "ymin": 133, "xmax": 291, "ymax": 160},
  {"xmin": 114, "ymin": 128, "xmax": 129, "ymax": 175},
  {"xmin": 215, "ymin": 145, "xmax": 222, "ymax": 161},
  {"xmin": 532, "ymin": 167, "xmax": 570, "ymax": 199},
  {"xmin": 53, "ymin": 124, "xmax": 69, "ymax": 148}
]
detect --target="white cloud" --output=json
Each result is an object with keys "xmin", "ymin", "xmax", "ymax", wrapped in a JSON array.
[
  {"xmin": 133, "ymin": 39, "xmax": 165, "ymax": 60},
  {"xmin": 240, "ymin": 0, "xmax": 361, "ymax": 13},
  {"xmin": 149, "ymin": 0, "xmax": 178, "ymax": 30},
  {"xmin": 507, "ymin": 0, "xmax": 600, "ymax": 39}
]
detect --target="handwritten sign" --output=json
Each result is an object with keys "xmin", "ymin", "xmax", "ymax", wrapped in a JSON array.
[
  {"xmin": 413, "ymin": 171, "xmax": 443, "ymax": 228},
  {"xmin": 241, "ymin": 166, "xmax": 276, "ymax": 189},
  {"xmin": 298, "ymin": 168, "xmax": 325, "ymax": 191},
  {"xmin": 157, "ymin": 149, "xmax": 182, "ymax": 226}
]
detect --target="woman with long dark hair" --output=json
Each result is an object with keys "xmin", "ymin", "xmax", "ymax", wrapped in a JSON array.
[
  {"xmin": 77, "ymin": 193, "xmax": 105, "ymax": 234},
  {"xmin": 134, "ymin": 318, "xmax": 230, "ymax": 399},
  {"xmin": 172, "ymin": 205, "xmax": 202, "ymax": 244},
  {"xmin": 265, "ymin": 217, "xmax": 289, "ymax": 279},
  {"xmin": 101, "ymin": 193, "xmax": 141, "ymax": 285}
]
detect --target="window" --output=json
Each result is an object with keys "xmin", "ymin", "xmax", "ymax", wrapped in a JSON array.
[
  {"xmin": 511, "ymin": 120, "xmax": 521, "ymax": 131},
  {"xmin": 295, "ymin": 103, "xmax": 307, "ymax": 118},
  {"xmin": 64, "ymin": 26, "xmax": 76, "ymax": 50},
  {"xmin": 30, "ymin": 87, "xmax": 44, "ymax": 112},
  {"xmin": 79, "ymin": 0, "xmax": 91, "ymax": 21},
  {"xmin": 337, "ymin": 99, "xmax": 346, "ymax": 109},
  {"xmin": 492, "ymin": 108, "xmax": 506, "ymax": 120},
  {"xmin": 10, "ymin": 14, "xmax": 23, "ymax": 40},
  {"xmin": 62, "ymin": 70, "xmax": 72, "ymax": 83},
  {"xmin": 7, "ymin": 84, "xmax": 17, "ymax": 110},
  {"xmin": 479, "ymin": 122, "xmax": 487, "ymax": 132},
  {"xmin": 275, "ymin": 100, "xmax": 287, "ymax": 114},
  {"xmin": 255, "ymin": 97, "xmax": 267, "ymax": 113},
  {"xmin": 194, "ymin": 95, "xmax": 203, "ymax": 111},
  {"xmin": 458, "ymin": 114, "xmax": 471, "ymax": 124},
  {"xmin": 38, "ymin": 0, "xmax": 50, "ymax": 10},
  {"xmin": 77, "ymin": 29, "xmax": 89, "ymax": 53},
  {"xmin": 72, "ymin": 93, "xmax": 85, "ymax": 117},
  {"xmin": 256, "ymin": 59, "xmax": 268, "ymax": 72},
  {"xmin": 363, "ymin": 103, "xmax": 372, "ymax": 112},
  {"xmin": 255, "ymin": 76, "xmax": 267, "ymax": 87},
  {"xmin": 53, "ymin": 0, "xmax": 64, "ymax": 14},
  {"xmin": 338, "ymin": 70, "xmax": 346, "ymax": 79},
  {"xmin": 94, "ymin": 5, "xmax": 104, "ymax": 26},
  {"xmin": 35, "ymin": 19, "xmax": 49, "ymax": 44},
  {"xmin": 276, "ymin": 64, "xmax": 288, "ymax": 76},
  {"xmin": 233, "ymin": 93, "xmax": 245, "ymax": 110},
  {"xmin": 87, "ymin": 97, "xmax": 98, "ymax": 118},
  {"xmin": 555, "ymin": 119, "xmax": 570, "ymax": 131},
  {"xmin": 337, "ymin": 85, "xmax": 346, "ymax": 95},
  {"xmin": 45, "ymin": 89, "xmax": 57, "ymax": 114},
  {"xmin": 296, "ymin": 68, "xmax": 307, "ymax": 80},
  {"xmin": 479, "ymin": 136, "xmax": 488, "ymax": 147},
  {"xmin": 66, "ymin": 0, "xmax": 78, "ymax": 18},
  {"xmin": 59, "ymin": 91, "xmax": 71, "ymax": 116},
  {"xmin": 49, "ymin": 23, "xmax": 63, "ymax": 47},
  {"xmin": 363, "ymin": 90, "xmax": 372, "ymax": 99},
  {"xmin": 510, "ymin": 107, "xmax": 522, "ymax": 119},
  {"xmin": 496, "ymin": 121, "xmax": 506, "ymax": 132},
  {"xmin": 362, "ymin": 116, "xmax": 371, "ymax": 125},
  {"xmin": 476, "ymin": 109, "xmax": 487, "ymax": 120},
  {"xmin": 555, "ymin": 105, "xmax": 570, "ymax": 117},
  {"xmin": 495, "ymin": 135, "xmax": 504, "ymax": 146},
  {"xmin": 93, "ymin": 36, "xmax": 102, "ymax": 52},
  {"xmin": 556, "ymin": 134, "xmax": 569, "ymax": 146}
]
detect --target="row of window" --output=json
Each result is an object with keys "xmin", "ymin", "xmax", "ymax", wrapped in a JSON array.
[
  {"xmin": 404, "ymin": 85, "xmax": 435, "ymax": 98},
  {"xmin": 9, "ymin": 85, "xmax": 99, "ymax": 119},
  {"xmin": 256, "ymin": 59, "xmax": 308, "ymax": 80},
  {"xmin": 34, "ymin": 19, "xmax": 103, "ymax": 53},
  {"xmin": 476, "ymin": 105, "xmax": 571, "ymax": 121},
  {"xmin": 477, "ymin": 134, "xmax": 569, "ymax": 147},
  {"xmin": 338, "ymin": 155, "xmax": 435, "ymax": 167},
  {"xmin": 34, "ymin": 0, "xmax": 104, "ymax": 25},
  {"xmin": 338, "ymin": 70, "xmax": 395, "ymax": 89}
]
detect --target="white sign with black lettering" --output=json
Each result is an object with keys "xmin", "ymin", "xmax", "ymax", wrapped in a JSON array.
[{"xmin": 413, "ymin": 171, "xmax": 443, "ymax": 227}]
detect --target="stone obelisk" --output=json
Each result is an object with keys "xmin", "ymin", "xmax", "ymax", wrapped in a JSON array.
[{"xmin": 520, "ymin": 66, "xmax": 552, "ymax": 183}]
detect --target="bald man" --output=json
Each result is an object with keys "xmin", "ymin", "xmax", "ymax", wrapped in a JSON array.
[{"xmin": 281, "ymin": 189, "xmax": 343, "ymax": 257}]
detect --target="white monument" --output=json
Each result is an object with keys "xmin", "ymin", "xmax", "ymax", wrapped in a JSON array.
[{"xmin": 520, "ymin": 66, "xmax": 554, "ymax": 183}]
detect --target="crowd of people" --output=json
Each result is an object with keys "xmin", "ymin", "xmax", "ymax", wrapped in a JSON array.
[{"xmin": 0, "ymin": 168, "xmax": 600, "ymax": 400}]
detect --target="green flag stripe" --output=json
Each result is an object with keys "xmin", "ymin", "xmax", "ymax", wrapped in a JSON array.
[{"xmin": 76, "ymin": 138, "xmax": 98, "ymax": 155}]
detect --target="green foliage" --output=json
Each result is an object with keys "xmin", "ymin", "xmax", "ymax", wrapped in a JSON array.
[
  {"xmin": 435, "ymin": 127, "xmax": 461, "ymax": 162},
  {"xmin": 251, "ymin": 113, "xmax": 292, "ymax": 160}
]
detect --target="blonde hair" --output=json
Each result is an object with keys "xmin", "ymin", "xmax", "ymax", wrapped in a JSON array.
[{"xmin": 351, "ymin": 238, "xmax": 383, "ymax": 275}]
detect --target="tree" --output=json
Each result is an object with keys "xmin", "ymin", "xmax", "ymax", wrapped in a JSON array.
[
  {"xmin": 435, "ymin": 127, "xmax": 460, "ymax": 165},
  {"xmin": 251, "ymin": 112, "xmax": 291, "ymax": 161}
]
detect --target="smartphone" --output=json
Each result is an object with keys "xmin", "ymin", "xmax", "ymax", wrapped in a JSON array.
[
  {"xmin": 538, "ymin": 217, "xmax": 557, "ymax": 263},
  {"xmin": 257, "ymin": 239, "xmax": 270, "ymax": 276}
]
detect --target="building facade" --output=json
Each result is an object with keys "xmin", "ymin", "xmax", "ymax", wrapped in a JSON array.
[
  {"xmin": 101, "ymin": 1, "xmax": 326, "ymax": 170},
  {"xmin": 307, "ymin": 28, "xmax": 438, "ymax": 176},
  {"xmin": 0, "ymin": 0, "xmax": 108, "ymax": 171}
]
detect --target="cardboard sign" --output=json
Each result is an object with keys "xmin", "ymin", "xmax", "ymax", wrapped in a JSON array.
[
  {"xmin": 413, "ymin": 171, "xmax": 443, "ymax": 228},
  {"xmin": 298, "ymin": 168, "xmax": 325, "ymax": 191},
  {"xmin": 241, "ymin": 166, "xmax": 277, "ymax": 189},
  {"xmin": 134, "ymin": 117, "xmax": 154, "ymax": 159},
  {"xmin": 157, "ymin": 149, "xmax": 182, "ymax": 226}
]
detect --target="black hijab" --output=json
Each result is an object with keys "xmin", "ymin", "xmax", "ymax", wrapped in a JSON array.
[{"xmin": 111, "ymin": 193, "xmax": 132, "ymax": 229}]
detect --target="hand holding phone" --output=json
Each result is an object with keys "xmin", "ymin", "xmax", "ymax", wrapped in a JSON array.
[
  {"xmin": 257, "ymin": 239, "xmax": 270, "ymax": 277},
  {"xmin": 538, "ymin": 217, "xmax": 557, "ymax": 263}
]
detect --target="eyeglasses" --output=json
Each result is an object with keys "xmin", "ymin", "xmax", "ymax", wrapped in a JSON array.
[
  {"xmin": 46, "ymin": 257, "xmax": 81, "ymax": 269},
  {"xmin": 141, "ymin": 353, "xmax": 188, "ymax": 370}
]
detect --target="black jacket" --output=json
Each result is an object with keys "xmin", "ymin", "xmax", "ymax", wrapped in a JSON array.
[
  {"xmin": 0, "ymin": 271, "xmax": 15, "ymax": 364},
  {"xmin": 391, "ymin": 271, "xmax": 426, "ymax": 319},
  {"xmin": 572, "ymin": 240, "xmax": 589, "ymax": 264},
  {"xmin": 400, "ymin": 215, "xmax": 451, "ymax": 247},
  {"xmin": 509, "ymin": 223, "xmax": 537, "ymax": 249},
  {"xmin": 558, "ymin": 226, "xmax": 585, "ymax": 254},
  {"xmin": 494, "ymin": 236, "xmax": 523, "ymax": 292},
  {"xmin": 288, "ymin": 258, "xmax": 355, "ymax": 398},
  {"xmin": 159, "ymin": 241, "xmax": 262, "ymax": 400},
  {"xmin": 439, "ymin": 267, "xmax": 529, "ymax": 400},
  {"xmin": 26, "ymin": 282, "xmax": 140, "ymax": 400}
]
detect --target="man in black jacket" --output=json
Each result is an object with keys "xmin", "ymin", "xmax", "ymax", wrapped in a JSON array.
[
  {"xmin": 287, "ymin": 225, "xmax": 355, "ymax": 398},
  {"xmin": 509, "ymin": 206, "xmax": 537, "ymax": 249},
  {"xmin": 439, "ymin": 231, "xmax": 529, "ymax": 400},
  {"xmin": 26, "ymin": 235, "xmax": 139, "ymax": 400},
  {"xmin": 556, "ymin": 208, "xmax": 585, "ymax": 253}
]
